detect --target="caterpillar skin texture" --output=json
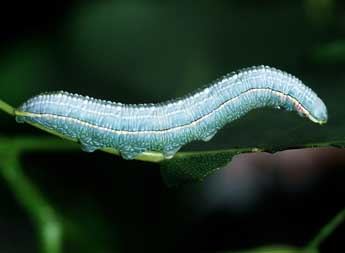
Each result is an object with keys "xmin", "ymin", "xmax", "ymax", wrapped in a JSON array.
[{"xmin": 15, "ymin": 66, "xmax": 328, "ymax": 160}]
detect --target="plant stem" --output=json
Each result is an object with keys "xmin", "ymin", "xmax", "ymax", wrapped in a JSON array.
[
  {"xmin": 217, "ymin": 208, "xmax": 345, "ymax": 253},
  {"xmin": 218, "ymin": 245, "xmax": 317, "ymax": 253},
  {"xmin": 0, "ymin": 151, "xmax": 63, "ymax": 253},
  {"xmin": 1, "ymin": 134, "xmax": 345, "ymax": 164},
  {"xmin": 0, "ymin": 99, "xmax": 15, "ymax": 116},
  {"xmin": 306, "ymin": 208, "xmax": 345, "ymax": 250}
]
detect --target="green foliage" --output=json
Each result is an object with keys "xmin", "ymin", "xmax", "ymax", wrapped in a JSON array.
[
  {"xmin": 0, "ymin": 145, "xmax": 63, "ymax": 253},
  {"xmin": 1, "ymin": 97, "xmax": 344, "ymax": 253},
  {"xmin": 1, "ymin": 1, "xmax": 345, "ymax": 252}
]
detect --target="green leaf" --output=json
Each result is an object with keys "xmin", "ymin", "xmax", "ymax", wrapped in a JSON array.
[
  {"xmin": 160, "ymin": 139, "xmax": 345, "ymax": 186},
  {"xmin": 160, "ymin": 148, "xmax": 254, "ymax": 186}
]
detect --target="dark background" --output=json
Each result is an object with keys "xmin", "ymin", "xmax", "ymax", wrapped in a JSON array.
[{"xmin": 0, "ymin": 1, "xmax": 344, "ymax": 252}]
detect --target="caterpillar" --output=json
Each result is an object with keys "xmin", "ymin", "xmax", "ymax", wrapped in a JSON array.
[{"xmin": 15, "ymin": 65, "xmax": 328, "ymax": 160}]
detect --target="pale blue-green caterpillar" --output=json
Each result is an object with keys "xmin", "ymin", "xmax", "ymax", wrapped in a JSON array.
[{"xmin": 15, "ymin": 66, "xmax": 328, "ymax": 160}]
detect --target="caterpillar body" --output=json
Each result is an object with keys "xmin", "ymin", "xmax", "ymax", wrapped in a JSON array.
[{"xmin": 15, "ymin": 66, "xmax": 328, "ymax": 160}]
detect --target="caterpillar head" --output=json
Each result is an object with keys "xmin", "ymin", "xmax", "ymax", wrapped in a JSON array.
[
  {"xmin": 295, "ymin": 95, "xmax": 328, "ymax": 125},
  {"xmin": 307, "ymin": 96, "xmax": 328, "ymax": 125}
]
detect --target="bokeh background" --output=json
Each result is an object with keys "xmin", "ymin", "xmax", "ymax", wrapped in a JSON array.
[{"xmin": 0, "ymin": 1, "xmax": 344, "ymax": 252}]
